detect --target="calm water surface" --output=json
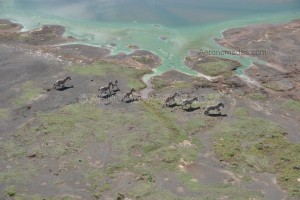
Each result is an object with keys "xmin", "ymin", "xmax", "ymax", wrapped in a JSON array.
[{"xmin": 1, "ymin": 0, "xmax": 300, "ymax": 78}]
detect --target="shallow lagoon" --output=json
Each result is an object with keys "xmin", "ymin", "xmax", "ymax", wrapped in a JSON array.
[{"xmin": 1, "ymin": 0, "xmax": 300, "ymax": 79}]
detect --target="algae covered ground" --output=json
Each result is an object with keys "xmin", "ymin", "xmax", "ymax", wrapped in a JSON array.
[
  {"xmin": 0, "ymin": 53, "xmax": 268, "ymax": 199},
  {"xmin": 213, "ymin": 108, "xmax": 300, "ymax": 197}
]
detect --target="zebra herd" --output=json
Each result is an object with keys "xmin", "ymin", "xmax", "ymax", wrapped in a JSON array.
[
  {"xmin": 164, "ymin": 92, "xmax": 225, "ymax": 115},
  {"xmin": 53, "ymin": 76, "xmax": 139, "ymax": 103},
  {"xmin": 97, "ymin": 80, "xmax": 140, "ymax": 102},
  {"xmin": 53, "ymin": 76, "xmax": 225, "ymax": 115}
]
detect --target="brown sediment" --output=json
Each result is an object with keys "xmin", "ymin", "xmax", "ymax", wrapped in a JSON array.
[
  {"xmin": 184, "ymin": 50, "xmax": 242, "ymax": 77},
  {"xmin": 215, "ymin": 19, "xmax": 300, "ymax": 73},
  {"xmin": 0, "ymin": 19, "xmax": 161, "ymax": 69},
  {"xmin": 216, "ymin": 19, "xmax": 300, "ymax": 100},
  {"xmin": 108, "ymin": 49, "xmax": 161, "ymax": 69}
]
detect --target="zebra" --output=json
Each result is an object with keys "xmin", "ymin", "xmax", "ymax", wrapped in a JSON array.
[
  {"xmin": 112, "ymin": 80, "xmax": 120, "ymax": 92},
  {"xmin": 98, "ymin": 81, "xmax": 113, "ymax": 96},
  {"xmin": 204, "ymin": 103, "xmax": 224, "ymax": 115},
  {"xmin": 121, "ymin": 88, "xmax": 135, "ymax": 102},
  {"xmin": 181, "ymin": 97, "xmax": 198, "ymax": 109},
  {"xmin": 165, "ymin": 92, "xmax": 179, "ymax": 107},
  {"xmin": 53, "ymin": 76, "xmax": 71, "ymax": 89}
]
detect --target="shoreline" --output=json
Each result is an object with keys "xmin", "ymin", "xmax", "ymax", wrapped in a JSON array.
[{"xmin": 1, "ymin": 15, "xmax": 300, "ymax": 199}]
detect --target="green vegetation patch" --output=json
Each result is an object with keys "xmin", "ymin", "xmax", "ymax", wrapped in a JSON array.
[
  {"xmin": 262, "ymin": 81, "xmax": 290, "ymax": 92},
  {"xmin": 3, "ymin": 193, "xmax": 76, "ymax": 200},
  {"xmin": 233, "ymin": 107, "xmax": 249, "ymax": 118},
  {"xmin": 178, "ymin": 172, "xmax": 264, "ymax": 200},
  {"xmin": 84, "ymin": 170, "xmax": 110, "ymax": 199},
  {"xmin": 213, "ymin": 108, "xmax": 300, "ymax": 198},
  {"xmin": 67, "ymin": 61, "xmax": 151, "ymax": 90},
  {"xmin": 13, "ymin": 81, "xmax": 43, "ymax": 105},
  {"xmin": 246, "ymin": 92, "xmax": 268, "ymax": 101},
  {"xmin": 111, "ymin": 100, "xmax": 202, "ymax": 174},
  {"xmin": 15, "ymin": 103, "xmax": 134, "ymax": 159},
  {"xmin": 0, "ymin": 140, "xmax": 25, "ymax": 160},
  {"xmin": 73, "ymin": 100, "xmax": 206, "ymax": 198},
  {"xmin": 127, "ymin": 182, "xmax": 194, "ymax": 200},
  {"xmin": 151, "ymin": 77, "xmax": 199, "ymax": 92},
  {"xmin": 0, "ymin": 163, "xmax": 37, "ymax": 184},
  {"xmin": 0, "ymin": 24, "xmax": 10, "ymax": 30},
  {"xmin": 0, "ymin": 108, "xmax": 11, "ymax": 120},
  {"xmin": 151, "ymin": 78, "xmax": 170, "ymax": 91},
  {"xmin": 283, "ymin": 99, "xmax": 300, "ymax": 111},
  {"xmin": 132, "ymin": 55, "xmax": 155, "ymax": 65},
  {"xmin": 194, "ymin": 58, "xmax": 240, "ymax": 77},
  {"xmin": 4, "ymin": 185, "xmax": 16, "ymax": 197}
]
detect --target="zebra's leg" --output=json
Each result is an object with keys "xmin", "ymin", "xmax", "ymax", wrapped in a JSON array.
[
  {"xmin": 100, "ymin": 89, "xmax": 107, "ymax": 97},
  {"xmin": 166, "ymin": 100, "xmax": 170, "ymax": 107},
  {"xmin": 131, "ymin": 94, "xmax": 135, "ymax": 101},
  {"xmin": 204, "ymin": 108, "xmax": 210, "ymax": 115}
]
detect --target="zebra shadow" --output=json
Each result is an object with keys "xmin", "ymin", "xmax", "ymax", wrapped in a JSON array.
[
  {"xmin": 206, "ymin": 113, "xmax": 227, "ymax": 117},
  {"xmin": 122, "ymin": 98, "xmax": 139, "ymax": 104},
  {"xmin": 98, "ymin": 93, "xmax": 116, "ymax": 99},
  {"xmin": 183, "ymin": 106, "xmax": 201, "ymax": 112},
  {"xmin": 56, "ymin": 85, "xmax": 74, "ymax": 91},
  {"xmin": 166, "ymin": 103, "xmax": 180, "ymax": 108}
]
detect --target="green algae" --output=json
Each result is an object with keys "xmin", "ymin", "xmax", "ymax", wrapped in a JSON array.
[
  {"xmin": 13, "ymin": 81, "xmax": 43, "ymax": 106},
  {"xmin": 213, "ymin": 108, "xmax": 300, "ymax": 198},
  {"xmin": 284, "ymin": 100, "xmax": 300, "ymax": 112},
  {"xmin": 0, "ymin": 108, "xmax": 11, "ymax": 120},
  {"xmin": 67, "ymin": 61, "xmax": 151, "ymax": 90},
  {"xmin": 178, "ymin": 172, "xmax": 264, "ymax": 200}
]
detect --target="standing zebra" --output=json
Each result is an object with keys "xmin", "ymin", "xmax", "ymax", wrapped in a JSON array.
[
  {"xmin": 181, "ymin": 97, "xmax": 198, "ymax": 109},
  {"xmin": 112, "ymin": 80, "xmax": 120, "ymax": 92},
  {"xmin": 165, "ymin": 92, "xmax": 179, "ymax": 107},
  {"xmin": 204, "ymin": 103, "xmax": 224, "ymax": 115},
  {"xmin": 121, "ymin": 88, "xmax": 135, "ymax": 102},
  {"xmin": 53, "ymin": 76, "xmax": 71, "ymax": 89}
]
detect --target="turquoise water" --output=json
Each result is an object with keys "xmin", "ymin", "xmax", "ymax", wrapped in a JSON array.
[{"xmin": 1, "ymin": 0, "xmax": 300, "ymax": 80}]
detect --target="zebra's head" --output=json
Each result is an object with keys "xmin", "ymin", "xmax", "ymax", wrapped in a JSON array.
[
  {"xmin": 219, "ymin": 103, "xmax": 224, "ymax": 107},
  {"xmin": 67, "ymin": 76, "xmax": 71, "ymax": 80}
]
